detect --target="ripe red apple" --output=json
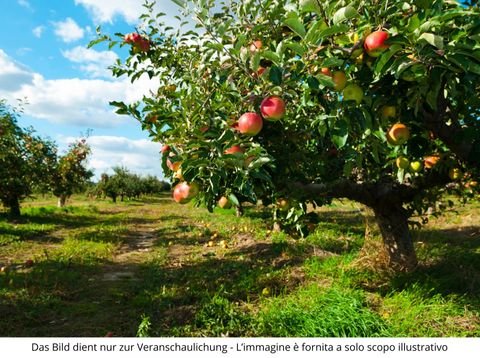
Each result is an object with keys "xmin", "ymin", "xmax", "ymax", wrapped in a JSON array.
[
  {"xmin": 161, "ymin": 145, "xmax": 171, "ymax": 155},
  {"xmin": 364, "ymin": 30, "xmax": 389, "ymax": 57},
  {"xmin": 237, "ymin": 112, "xmax": 263, "ymax": 136},
  {"xmin": 173, "ymin": 182, "xmax": 199, "ymax": 204},
  {"xmin": 250, "ymin": 40, "xmax": 263, "ymax": 53},
  {"xmin": 253, "ymin": 66, "xmax": 266, "ymax": 78},
  {"xmin": 332, "ymin": 71, "xmax": 347, "ymax": 91},
  {"xmin": 218, "ymin": 196, "xmax": 232, "ymax": 209},
  {"xmin": 260, "ymin": 96, "xmax": 285, "ymax": 121},
  {"xmin": 424, "ymin": 155, "xmax": 440, "ymax": 169},
  {"xmin": 343, "ymin": 84, "xmax": 364, "ymax": 104},
  {"xmin": 224, "ymin": 145, "xmax": 244, "ymax": 156},
  {"xmin": 387, "ymin": 123, "xmax": 410, "ymax": 146},
  {"xmin": 320, "ymin": 67, "xmax": 332, "ymax": 76},
  {"xmin": 166, "ymin": 159, "xmax": 181, "ymax": 172},
  {"xmin": 124, "ymin": 32, "xmax": 150, "ymax": 52}
]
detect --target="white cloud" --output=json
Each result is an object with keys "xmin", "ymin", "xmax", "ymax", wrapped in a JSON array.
[
  {"xmin": 0, "ymin": 50, "xmax": 159, "ymax": 128},
  {"xmin": 32, "ymin": 25, "xmax": 45, "ymax": 38},
  {"xmin": 53, "ymin": 18, "xmax": 85, "ymax": 43},
  {"xmin": 61, "ymin": 135, "xmax": 164, "ymax": 179},
  {"xmin": 62, "ymin": 46, "xmax": 118, "ymax": 78},
  {"xmin": 0, "ymin": 49, "xmax": 35, "ymax": 91},
  {"xmin": 74, "ymin": 0, "xmax": 144, "ymax": 25},
  {"xmin": 74, "ymin": 0, "xmax": 184, "ymax": 27},
  {"xmin": 18, "ymin": 0, "xmax": 32, "ymax": 10}
]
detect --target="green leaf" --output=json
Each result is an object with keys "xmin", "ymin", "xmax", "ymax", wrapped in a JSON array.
[
  {"xmin": 262, "ymin": 50, "xmax": 280, "ymax": 64},
  {"xmin": 283, "ymin": 16, "xmax": 306, "ymax": 38},
  {"xmin": 332, "ymin": 6, "xmax": 358, "ymax": 25},
  {"xmin": 171, "ymin": 0, "xmax": 186, "ymax": 8},
  {"xmin": 374, "ymin": 44, "xmax": 402, "ymax": 75},
  {"xmin": 331, "ymin": 119, "xmax": 349, "ymax": 149},
  {"xmin": 269, "ymin": 66, "xmax": 283, "ymax": 85},
  {"xmin": 317, "ymin": 24, "xmax": 349, "ymax": 41},
  {"xmin": 228, "ymin": 193, "xmax": 240, "ymax": 207},
  {"xmin": 316, "ymin": 74, "xmax": 334, "ymax": 87},
  {"xmin": 205, "ymin": 42, "xmax": 224, "ymax": 52},
  {"xmin": 418, "ymin": 33, "xmax": 444, "ymax": 50},
  {"xmin": 247, "ymin": 157, "xmax": 271, "ymax": 170},
  {"xmin": 305, "ymin": 20, "xmax": 328, "ymax": 45},
  {"xmin": 285, "ymin": 42, "xmax": 306, "ymax": 56}
]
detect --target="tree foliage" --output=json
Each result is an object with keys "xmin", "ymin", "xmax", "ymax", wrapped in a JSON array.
[
  {"xmin": 52, "ymin": 138, "xmax": 93, "ymax": 207},
  {"xmin": 0, "ymin": 100, "xmax": 57, "ymax": 216},
  {"xmin": 94, "ymin": 0, "xmax": 480, "ymax": 271}
]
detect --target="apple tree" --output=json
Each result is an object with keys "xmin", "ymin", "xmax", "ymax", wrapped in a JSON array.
[
  {"xmin": 93, "ymin": 0, "xmax": 480, "ymax": 272},
  {"xmin": 52, "ymin": 138, "xmax": 93, "ymax": 207},
  {"xmin": 0, "ymin": 100, "xmax": 57, "ymax": 216}
]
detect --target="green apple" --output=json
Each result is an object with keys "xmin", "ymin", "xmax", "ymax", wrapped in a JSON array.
[
  {"xmin": 449, "ymin": 168, "xmax": 462, "ymax": 181},
  {"xmin": 343, "ymin": 84, "xmax": 364, "ymax": 104},
  {"xmin": 396, "ymin": 156, "xmax": 410, "ymax": 170},
  {"xmin": 409, "ymin": 161, "xmax": 423, "ymax": 173}
]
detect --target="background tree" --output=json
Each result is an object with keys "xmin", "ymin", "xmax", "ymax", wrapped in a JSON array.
[
  {"xmin": 0, "ymin": 100, "xmax": 57, "ymax": 216},
  {"xmin": 52, "ymin": 138, "xmax": 93, "ymax": 207},
  {"xmin": 94, "ymin": 0, "xmax": 480, "ymax": 272}
]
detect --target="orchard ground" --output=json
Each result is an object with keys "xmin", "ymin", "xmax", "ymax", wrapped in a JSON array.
[{"xmin": 0, "ymin": 195, "xmax": 479, "ymax": 337}]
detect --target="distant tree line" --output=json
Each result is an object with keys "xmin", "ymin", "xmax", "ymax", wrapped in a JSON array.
[{"xmin": 91, "ymin": 166, "xmax": 170, "ymax": 202}]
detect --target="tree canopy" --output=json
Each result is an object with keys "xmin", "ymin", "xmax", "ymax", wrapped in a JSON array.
[{"xmin": 94, "ymin": 0, "xmax": 480, "ymax": 271}]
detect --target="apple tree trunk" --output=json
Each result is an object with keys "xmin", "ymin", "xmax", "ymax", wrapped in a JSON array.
[
  {"xmin": 57, "ymin": 195, "xmax": 67, "ymax": 208},
  {"xmin": 6, "ymin": 196, "xmax": 21, "ymax": 217},
  {"xmin": 373, "ymin": 206, "xmax": 417, "ymax": 272}
]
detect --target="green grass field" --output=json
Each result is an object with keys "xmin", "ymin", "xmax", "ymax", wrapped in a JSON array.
[{"xmin": 1, "ymin": 194, "xmax": 479, "ymax": 337}]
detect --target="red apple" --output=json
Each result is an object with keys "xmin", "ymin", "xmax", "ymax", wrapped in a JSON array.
[
  {"xmin": 161, "ymin": 145, "xmax": 171, "ymax": 155},
  {"xmin": 166, "ymin": 159, "xmax": 181, "ymax": 172},
  {"xmin": 173, "ymin": 182, "xmax": 199, "ymax": 204},
  {"xmin": 364, "ymin": 30, "xmax": 389, "ymax": 57},
  {"xmin": 237, "ymin": 112, "xmax": 263, "ymax": 136},
  {"xmin": 253, "ymin": 66, "xmax": 266, "ymax": 78},
  {"xmin": 320, "ymin": 67, "xmax": 332, "ymax": 77},
  {"xmin": 224, "ymin": 145, "xmax": 245, "ymax": 156},
  {"xmin": 424, "ymin": 155, "xmax": 440, "ymax": 169},
  {"xmin": 260, "ymin": 96, "xmax": 285, "ymax": 121},
  {"xmin": 124, "ymin": 32, "xmax": 150, "ymax": 52},
  {"xmin": 218, "ymin": 196, "xmax": 232, "ymax": 209},
  {"xmin": 387, "ymin": 123, "xmax": 410, "ymax": 146},
  {"xmin": 250, "ymin": 40, "xmax": 263, "ymax": 53}
]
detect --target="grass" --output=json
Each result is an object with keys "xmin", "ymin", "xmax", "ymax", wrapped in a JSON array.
[{"xmin": 0, "ymin": 194, "xmax": 479, "ymax": 337}]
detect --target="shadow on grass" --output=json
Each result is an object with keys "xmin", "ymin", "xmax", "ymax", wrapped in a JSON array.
[
  {"xmin": 0, "ymin": 237, "xmax": 313, "ymax": 337},
  {"xmin": 384, "ymin": 225, "xmax": 480, "ymax": 307}
]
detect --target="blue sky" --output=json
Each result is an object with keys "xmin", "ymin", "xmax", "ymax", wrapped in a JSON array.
[{"xmin": 0, "ymin": 0, "xmax": 183, "ymax": 179}]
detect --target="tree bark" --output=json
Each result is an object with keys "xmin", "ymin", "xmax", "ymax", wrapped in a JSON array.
[
  {"xmin": 235, "ymin": 204, "xmax": 244, "ymax": 217},
  {"xmin": 373, "ymin": 205, "xmax": 417, "ymax": 272},
  {"xmin": 57, "ymin": 195, "xmax": 67, "ymax": 208},
  {"xmin": 8, "ymin": 197, "xmax": 21, "ymax": 217}
]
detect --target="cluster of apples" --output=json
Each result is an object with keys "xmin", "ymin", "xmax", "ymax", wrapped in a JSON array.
[
  {"xmin": 236, "ymin": 95, "xmax": 286, "ymax": 136},
  {"xmin": 318, "ymin": 30, "xmax": 391, "ymax": 105},
  {"xmin": 124, "ymin": 32, "xmax": 150, "ymax": 52}
]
